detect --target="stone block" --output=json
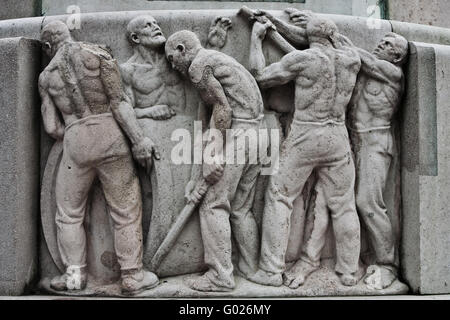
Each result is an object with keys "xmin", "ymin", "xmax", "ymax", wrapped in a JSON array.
[
  {"xmin": 0, "ymin": 37, "xmax": 41, "ymax": 295},
  {"xmin": 400, "ymin": 41, "xmax": 450, "ymax": 294}
]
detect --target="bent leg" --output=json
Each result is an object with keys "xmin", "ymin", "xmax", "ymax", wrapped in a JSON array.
[
  {"xmin": 283, "ymin": 182, "xmax": 330, "ymax": 288},
  {"xmin": 197, "ymin": 163, "xmax": 245, "ymax": 289},
  {"xmin": 259, "ymin": 150, "xmax": 313, "ymax": 275}
]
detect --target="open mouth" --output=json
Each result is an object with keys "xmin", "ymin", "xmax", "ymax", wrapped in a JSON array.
[{"xmin": 152, "ymin": 30, "xmax": 163, "ymax": 37}]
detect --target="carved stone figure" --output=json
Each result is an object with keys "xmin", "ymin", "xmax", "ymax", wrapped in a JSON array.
[
  {"xmin": 38, "ymin": 21, "xmax": 159, "ymax": 295},
  {"xmin": 259, "ymin": 9, "xmax": 408, "ymax": 289},
  {"xmin": 246, "ymin": 14, "xmax": 362, "ymax": 287},
  {"xmin": 165, "ymin": 30, "xmax": 264, "ymax": 292},
  {"xmin": 120, "ymin": 15, "xmax": 233, "ymax": 274},
  {"xmin": 347, "ymin": 32, "xmax": 408, "ymax": 289}
]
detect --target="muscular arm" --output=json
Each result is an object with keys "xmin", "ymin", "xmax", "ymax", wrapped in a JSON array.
[
  {"xmin": 356, "ymin": 48, "xmax": 402, "ymax": 84},
  {"xmin": 120, "ymin": 64, "xmax": 136, "ymax": 108},
  {"xmin": 38, "ymin": 73, "xmax": 65, "ymax": 140},
  {"xmin": 100, "ymin": 57, "xmax": 147, "ymax": 145},
  {"xmin": 251, "ymin": 48, "xmax": 309, "ymax": 89},
  {"xmin": 192, "ymin": 66, "xmax": 232, "ymax": 137},
  {"xmin": 263, "ymin": 11, "xmax": 308, "ymax": 47}
]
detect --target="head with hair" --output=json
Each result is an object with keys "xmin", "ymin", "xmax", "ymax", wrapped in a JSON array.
[
  {"xmin": 373, "ymin": 32, "xmax": 408, "ymax": 66},
  {"xmin": 41, "ymin": 20, "xmax": 72, "ymax": 57},
  {"xmin": 165, "ymin": 30, "xmax": 202, "ymax": 76},
  {"xmin": 126, "ymin": 15, "xmax": 166, "ymax": 49},
  {"xmin": 305, "ymin": 16, "xmax": 339, "ymax": 45}
]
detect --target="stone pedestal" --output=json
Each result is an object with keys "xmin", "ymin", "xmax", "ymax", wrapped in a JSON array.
[
  {"xmin": 401, "ymin": 41, "xmax": 450, "ymax": 294},
  {"xmin": 0, "ymin": 37, "xmax": 41, "ymax": 295}
]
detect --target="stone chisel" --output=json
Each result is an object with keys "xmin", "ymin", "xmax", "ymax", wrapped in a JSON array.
[
  {"xmin": 150, "ymin": 178, "xmax": 210, "ymax": 271},
  {"xmin": 238, "ymin": 5, "xmax": 296, "ymax": 53}
]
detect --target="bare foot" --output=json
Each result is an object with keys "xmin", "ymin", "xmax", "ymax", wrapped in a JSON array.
[
  {"xmin": 185, "ymin": 274, "xmax": 234, "ymax": 292},
  {"xmin": 247, "ymin": 269, "xmax": 283, "ymax": 287},
  {"xmin": 282, "ymin": 259, "xmax": 319, "ymax": 289},
  {"xmin": 364, "ymin": 265, "xmax": 397, "ymax": 290},
  {"xmin": 339, "ymin": 273, "xmax": 358, "ymax": 286}
]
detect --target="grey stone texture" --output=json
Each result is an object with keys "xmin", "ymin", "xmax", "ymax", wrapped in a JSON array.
[
  {"xmin": 388, "ymin": 0, "xmax": 450, "ymax": 29},
  {"xmin": 39, "ymin": 0, "xmax": 377, "ymax": 17},
  {"xmin": 401, "ymin": 41, "xmax": 450, "ymax": 294},
  {"xmin": 0, "ymin": 37, "xmax": 41, "ymax": 295},
  {"xmin": 0, "ymin": 9, "xmax": 450, "ymax": 296},
  {"xmin": 0, "ymin": 0, "xmax": 40, "ymax": 20}
]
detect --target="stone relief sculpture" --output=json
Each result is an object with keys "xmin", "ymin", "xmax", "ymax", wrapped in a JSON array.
[
  {"xmin": 37, "ymin": 9, "xmax": 410, "ymax": 297},
  {"xmin": 165, "ymin": 30, "xmax": 264, "ymax": 292},
  {"xmin": 38, "ymin": 21, "xmax": 159, "ymax": 295},
  {"xmin": 245, "ymin": 12, "xmax": 363, "ymax": 287},
  {"xmin": 119, "ymin": 14, "xmax": 234, "ymax": 275},
  {"xmin": 347, "ymin": 32, "xmax": 407, "ymax": 289}
]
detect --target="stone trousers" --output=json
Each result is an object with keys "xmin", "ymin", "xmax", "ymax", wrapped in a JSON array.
[
  {"xmin": 259, "ymin": 120, "xmax": 361, "ymax": 275},
  {"xmin": 55, "ymin": 114, "xmax": 143, "ymax": 272},
  {"xmin": 199, "ymin": 119, "xmax": 262, "ymax": 288},
  {"xmin": 350, "ymin": 128, "xmax": 396, "ymax": 269}
]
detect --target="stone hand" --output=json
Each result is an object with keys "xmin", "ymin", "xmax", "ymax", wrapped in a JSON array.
[
  {"xmin": 184, "ymin": 179, "xmax": 208, "ymax": 204},
  {"xmin": 208, "ymin": 16, "xmax": 232, "ymax": 49},
  {"xmin": 252, "ymin": 20, "xmax": 275, "ymax": 40},
  {"xmin": 203, "ymin": 162, "xmax": 224, "ymax": 184},
  {"xmin": 285, "ymin": 8, "xmax": 314, "ymax": 27},
  {"xmin": 135, "ymin": 105, "xmax": 176, "ymax": 120},
  {"xmin": 253, "ymin": 9, "xmax": 275, "ymax": 22},
  {"xmin": 132, "ymin": 137, "xmax": 161, "ymax": 171}
]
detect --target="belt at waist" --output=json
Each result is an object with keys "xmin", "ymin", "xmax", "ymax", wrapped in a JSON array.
[
  {"xmin": 348, "ymin": 125, "xmax": 391, "ymax": 133},
  {"xmin": 292, "ymin": 118, "xmax": 346, "ymax": 126},
  {"xmin": 232, "ymin": 114, "xmax": 264, "ymax": 124},
  {"xmin": 65, "ymin": 113, "xmax": 114, "ymax": 131}
]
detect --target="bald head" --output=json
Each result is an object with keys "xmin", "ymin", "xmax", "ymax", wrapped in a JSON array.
[
  {"xmin": 305, "ymin": 17, "xmax": 339, "ymax": 41},
  {"xmin": 165, "ymin": 30, "xmax": 203, "ymax": 76},
  {"xmin": 126, "ymin": 15, "xmax": 166, "ymax": 49},
  {"xmin": 41, "ymin": 21, "xmax": 72, "ymax": 57},
  {"xmin": 374, "ymin": 32, "xmax": 408, "ymax": 66}
]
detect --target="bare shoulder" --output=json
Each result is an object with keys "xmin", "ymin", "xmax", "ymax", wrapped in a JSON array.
[
  {"xmin": 282, "ymin": 49, "xmax": 318, "ymax": 71},
  {"xmin": 188, "ymin": 50, "xmax": 215, "ymax": 84},
  {"xmin": 38, "ymin": 69, "xmax": 50, "ymax": 90},
  {"xmin": 119, "ymin": 61, "xmax": 135, "ymax": 84}
]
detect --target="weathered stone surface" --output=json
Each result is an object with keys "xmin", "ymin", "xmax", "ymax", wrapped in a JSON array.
[
  {"xmin": 391, "ymin": 21, "xmax": 450, "ymax": 47},
  {"xmin": 388, "ymin": 0, "xmax": 450, "ymax": 29},
  {"xmin": 0, "ymin": 37, "xmax": 40, "ymax": 295},
  {"xmin": 0, "ymin": 0, "xmax": 40, "ymax": 20},
  {"xmin": 1, "ymin": 9, "xmax": 450, "ymax": 297},
  {"xmin": 40, "ymin": 0, "xmax": 366, "ymax": 16},
  {"xmin": 400, "ymin": 41, "xmax": 450, "ymax": 294}
]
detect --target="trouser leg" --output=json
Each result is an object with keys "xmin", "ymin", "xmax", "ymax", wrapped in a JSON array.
[
  {"xmin": 259, "ymin": 144, "xmax": 313, "ymax": 274},
  {"xmin": 300, "ymin": 182, "xmax": 330, "ymax": 267},
  {"xmin": 354, "ymin": 134, "xmax": 395, "ymax": 268},
  {"xmin": 55, "ymin": 153, "xmax": 96, "ymax": 268},
  {"xmin": 230, "ymin": 163, "xmax": 261, "ymax": 276},
  {"xmin": 199, "ymin": 163, "xmax": 244, "ymax": 288},
  {"xmin": 97, "ymin": 155, "xmax": 144, "ymax": 271},
  {"xmin": 317, "ymin": 152, "xmax": 361, "ymax": 275}
]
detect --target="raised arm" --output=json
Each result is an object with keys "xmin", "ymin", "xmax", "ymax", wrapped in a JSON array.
[
  {"xmin": 357, "ymin": 48, "xmax": 402, "ymax": 83},
  {"xmin": 256, "ymin": 10, "xmax": 308, "ymax": 47},
  {"xmin": 38, "ymin": 73, "xmax": 65, "ymax": 140}
]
